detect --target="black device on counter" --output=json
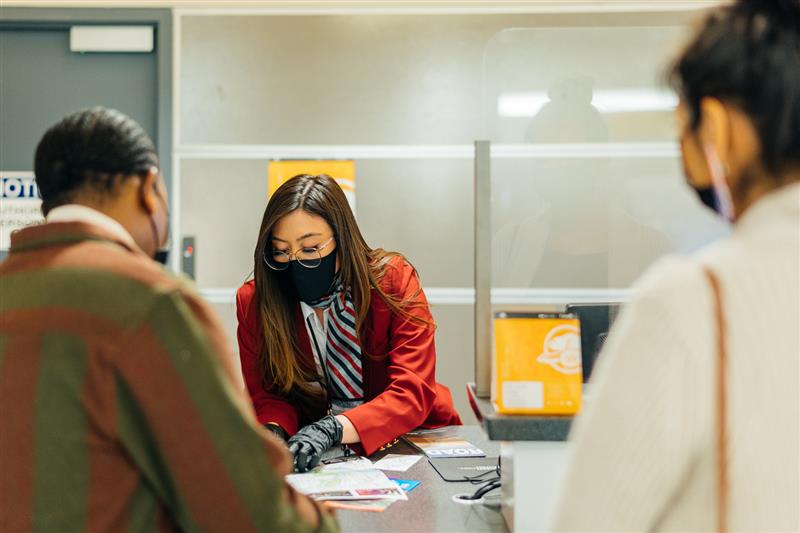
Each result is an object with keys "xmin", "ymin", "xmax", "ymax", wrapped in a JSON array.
[
  {"xmin": 429, "ymin": 457, "xmax": 500, "ymax": 483},
  {"xmin": 566, "ymin": 303, "xmax": 622, "ymax": 382}
]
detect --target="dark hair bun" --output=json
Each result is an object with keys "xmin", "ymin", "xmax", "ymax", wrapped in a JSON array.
[
  {"xmin": 738, "ymin": 0, "xmax": 800, "ymax": 27},
  {"xmin": 669, "ymin": 0, "xmax": 800, "ymax": 179}
]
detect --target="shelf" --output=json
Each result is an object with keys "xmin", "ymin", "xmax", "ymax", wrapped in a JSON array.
[
  {"xmin": 467, "ymin": 382, "xmax": 573, "ymax": 442},
  {"xmin": 198, "ymin": 287, "xmax": 629, "ymax": 306},
  {"xmin": 175, "ymin": 142, "xmax": 679, "ymax": 161}
]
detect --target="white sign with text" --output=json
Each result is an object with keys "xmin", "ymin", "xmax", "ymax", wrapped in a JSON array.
[{"xmin": 1, "ymin": 172, "xmax": 43, "ymax": 251}]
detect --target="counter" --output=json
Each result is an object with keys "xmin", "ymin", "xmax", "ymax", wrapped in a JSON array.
[{"xmin": 337, "ymin": 426, "xmax": 506, "ymax": 533}]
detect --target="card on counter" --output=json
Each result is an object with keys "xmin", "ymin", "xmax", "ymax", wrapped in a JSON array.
[{"xmin": 389, "ymin": 478, "xmax": 421, "ymax": 493}]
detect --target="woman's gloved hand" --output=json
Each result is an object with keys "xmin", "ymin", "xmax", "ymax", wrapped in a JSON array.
[
  {"xmin": 263, "ymin": 423, "xmax": 288, "ymax": 442},
  {"xmin": 287, "ymin": 415, "xmax": 343, "ymax": 472}
]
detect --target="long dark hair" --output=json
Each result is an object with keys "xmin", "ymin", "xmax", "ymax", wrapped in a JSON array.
[{"xmin": 252, "ymin": 174, "xmax": 431, "ymax": 396}]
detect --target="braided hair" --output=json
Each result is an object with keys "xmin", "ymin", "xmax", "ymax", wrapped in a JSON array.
[{"xmin": 34, "ymin": 107, "xmax": 159, "ymax": 215}]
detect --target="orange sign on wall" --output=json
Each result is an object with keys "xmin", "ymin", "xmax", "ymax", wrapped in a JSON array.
[{"xmin": 267, "ymin": 160, "xmax": 356, "ymax": 214}]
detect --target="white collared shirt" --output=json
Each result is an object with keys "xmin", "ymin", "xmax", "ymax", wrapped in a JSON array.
[
  {"xmin": 300, "ymin": 301, "xmax": 328, "ymax": 377},
  {"xmin": 46, "ymin": 204, "xmax": 137, "ymax": 249},
  {"xmin": 300, "ymin": 300, "xmax": 364, "ymax": 415}
]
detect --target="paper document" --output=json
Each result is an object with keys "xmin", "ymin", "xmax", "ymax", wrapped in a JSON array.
[
  {"xmin": 286, "ymin": 468, "xmax": 408, "ymax": 501},
  {"xmin": 326, "ymin": 499, "xmax": 395, "ymax": 512},
  {"xmin": 372, "ymin": 454, "xmax": 422, "ymax": 472},
  {"xmin": 404, "ymin": 429, "xmax": 485, "ymax": 458},
  {"xmin": 317, "ymin": 457, "xmax": 374, "ymax": 473}
]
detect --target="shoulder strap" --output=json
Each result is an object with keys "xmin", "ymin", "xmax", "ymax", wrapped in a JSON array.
[{"xmin": 702, "ymin": 266, "xmax": 728, "ymax": 533}]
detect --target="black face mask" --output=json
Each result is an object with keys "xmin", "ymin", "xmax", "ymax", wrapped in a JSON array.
[
  {"xmin": 691, "ymin": 185, "xmax": 719, "ymax": 213},
  {"xmin": 283, "ymin": 251, "xmax": 338, "ymax": 304},
  {"xmin": 144, "ymin": 181, "xmax": 171, "ymax": 265},
  {"xmin": 154, "ymin": 249, "xmax": 170, "ymax": 265}
]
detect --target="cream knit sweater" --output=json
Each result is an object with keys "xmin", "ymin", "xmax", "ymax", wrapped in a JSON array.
[{"xmin": 552, "ymin": 183, "xmax": 800, "ymax": 532}]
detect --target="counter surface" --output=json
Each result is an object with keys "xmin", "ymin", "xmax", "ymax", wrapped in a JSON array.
[{"xmin": 335, "ymin": 426, "xmax": 506, "ymax": 533}]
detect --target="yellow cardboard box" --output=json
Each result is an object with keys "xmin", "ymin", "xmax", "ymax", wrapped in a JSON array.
[{"xmin": 492, "ymin": 313, "xmax": 582, "ymax": 415}]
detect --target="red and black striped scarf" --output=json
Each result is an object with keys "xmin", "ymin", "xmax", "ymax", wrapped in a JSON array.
[{"xmin": 308, "ymin": 279, "xmax": 364, "ymax": 406}]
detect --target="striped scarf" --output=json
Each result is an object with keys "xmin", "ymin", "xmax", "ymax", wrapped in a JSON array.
[{"xmin": 308, "ymin": 278, "xmax": 364, "ymax": 407}]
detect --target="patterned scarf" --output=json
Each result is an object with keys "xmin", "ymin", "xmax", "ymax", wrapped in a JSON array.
[{"xmin": 308, "ymin": 278, "xmax": 364, "ymax": 408}]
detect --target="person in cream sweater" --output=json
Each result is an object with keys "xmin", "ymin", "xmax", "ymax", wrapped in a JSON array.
[{"xmin": 552, "ymin": 1, "xmax": 800, "ymax": 531}]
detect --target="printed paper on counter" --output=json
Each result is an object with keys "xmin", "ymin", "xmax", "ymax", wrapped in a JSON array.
[{"xmin": 371, "ymin": 454, "xmax": 422, "ymax": 472}]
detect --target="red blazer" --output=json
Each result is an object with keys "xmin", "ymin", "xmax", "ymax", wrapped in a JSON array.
[{"xmin": 236, "ymin": 256, "xmax": 462, "ymax": 455}]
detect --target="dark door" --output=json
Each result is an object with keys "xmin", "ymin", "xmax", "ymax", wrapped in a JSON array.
[{"xmin": 0, "ymin": 21, "xmax": 161, "ymax": 254}]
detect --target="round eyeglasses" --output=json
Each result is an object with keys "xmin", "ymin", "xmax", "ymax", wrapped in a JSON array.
[{"xmin": 264, "ymin": 236, "xmax": 335, "ymax": 271}]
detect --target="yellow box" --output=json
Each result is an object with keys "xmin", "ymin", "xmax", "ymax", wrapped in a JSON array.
[{"xmin": 492, "ymin": 313, "xmax": 583, "ymax": 415}]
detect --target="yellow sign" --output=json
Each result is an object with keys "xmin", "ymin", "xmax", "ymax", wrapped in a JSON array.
[
  {"xmin": 492, "ymin": 313, "xmax": 583, "ymax": 415},
  {"xmin": 267, "ymin": 160, "xmax": 356, "ymax": 213}
]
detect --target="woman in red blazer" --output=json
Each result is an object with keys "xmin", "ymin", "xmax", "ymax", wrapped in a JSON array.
[{"xmin": 237, "ymin": 174, "xmax": 461, "ymax": 471}]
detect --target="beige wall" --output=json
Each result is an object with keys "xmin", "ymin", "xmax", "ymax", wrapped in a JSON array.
[
  {"xmin": 0, "ymin": 0, "xmax": 723, "ymax": 426},
  {"xmin": 177, "ymin": 10, "xmax": 727, "ymax": 423}
]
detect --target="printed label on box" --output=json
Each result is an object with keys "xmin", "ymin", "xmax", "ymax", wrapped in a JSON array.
[{"xmin": 501, "ymin": 381, "xmax": 544, "ymax": 409}]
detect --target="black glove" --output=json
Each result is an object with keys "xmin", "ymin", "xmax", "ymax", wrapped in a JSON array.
[
  {"xmin": 263, "ymin": 423, "xmax": 288, "ymax": 442},
  {"xmin": 287, "ymin": 415, "xmax": 343, "ymax": 472}
]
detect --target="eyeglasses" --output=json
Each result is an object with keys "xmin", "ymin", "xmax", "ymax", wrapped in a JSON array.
[{"xmin": 264, "ymin": 236, "xmax": 335, "ymax": 271}]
